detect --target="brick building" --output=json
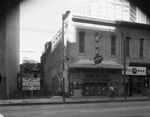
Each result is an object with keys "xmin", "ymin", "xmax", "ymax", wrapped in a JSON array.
[{"xmin": 41, "ymin": 12, "xmax": 150, "ymax": 97}]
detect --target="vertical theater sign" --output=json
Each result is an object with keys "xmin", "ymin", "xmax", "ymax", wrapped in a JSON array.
[{"xmin": 94, "ymin": 32, "xmax": 103, "ymax": 64}]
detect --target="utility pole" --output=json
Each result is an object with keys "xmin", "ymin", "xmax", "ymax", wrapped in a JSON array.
[
  {"xmin": 62, "ymin": 14, "xmax": 65, "ymax": 102},
  {"xmin": 123, "ymin": 38, "xmax": 127, "ymax": 100}
]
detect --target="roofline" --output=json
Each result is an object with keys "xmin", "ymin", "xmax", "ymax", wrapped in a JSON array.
[
  {"xmin": 72, "ymin": 14, "xmax": 117, "ymax": 27},
  {"xmin": 72, "ymin": 15, "xmax": 150, "ymax": 30}
]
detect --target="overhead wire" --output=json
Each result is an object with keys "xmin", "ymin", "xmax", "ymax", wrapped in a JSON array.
[
  {"xmin": 2, "ymin": 26, "xmax": 150, "ymax": 56},
  {"xmin": 0, "ymin": 26, "xmax": 59, "ymax": 33}
]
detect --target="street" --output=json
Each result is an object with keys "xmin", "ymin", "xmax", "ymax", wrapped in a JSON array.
[{"xmin": 0, "ymin": 101, "xmax": 150, "ymax": 117}]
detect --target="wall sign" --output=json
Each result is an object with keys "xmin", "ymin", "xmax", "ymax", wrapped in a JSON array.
[
  {"xmin": 122, "ymin": 67, "xmax": 146, "ymax": 76},
  {"xmin": 95, "ymin": 35, "xmax": 100, "ymax": 57},
  {"xmin": 94, "ymin": 32, "xmax": 103, "ymax": 64}
]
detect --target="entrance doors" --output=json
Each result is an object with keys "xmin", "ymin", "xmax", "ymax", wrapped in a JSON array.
[
  {"xmin": 129, "ymin": 76, "xmax": 143, "ymax": 96},
  {"xmin": 83, "ymin": 83, "xmax": 108, "ymax": 96},
  {"xmin": 131, "ymin": 82, "xmax": 142, "ymax": 96}
]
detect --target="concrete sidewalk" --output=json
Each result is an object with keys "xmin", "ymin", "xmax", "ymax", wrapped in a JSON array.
[{"xmin": 0, "ymin": 96, "xmax": 149, "ymax": 106}]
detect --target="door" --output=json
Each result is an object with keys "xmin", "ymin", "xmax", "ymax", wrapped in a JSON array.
[
  {"xmin": 131, "ymin": 82, "xmax": 142, "ymax": 96},
  {"xmin": 132, "ymin": 83, "xmax": 137, "ymax": 96},
  {"xmin": 137, "ymin": 82, "xmax": 142, "ymax": 95}
]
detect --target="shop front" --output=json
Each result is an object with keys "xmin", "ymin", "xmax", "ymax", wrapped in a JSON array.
[
  {"xmin": 69, "ymin": 67, "xmax": 121, "ymax": 97},
  {"xmin": 123, "ymin": 66, "xmax": 147, "ymax": 96}
]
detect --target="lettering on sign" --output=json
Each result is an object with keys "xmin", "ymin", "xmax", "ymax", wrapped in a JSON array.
[
  {"xmin": 85, "ymin": 73, "xmax": 108, "ymax": 79},
  {"xmin": 22, "ymin": 78, "xmax": 40, "ymax": 90},
  {"xmin": 122, "ymin": 67, "xmax": 146, "ymax": 76}
]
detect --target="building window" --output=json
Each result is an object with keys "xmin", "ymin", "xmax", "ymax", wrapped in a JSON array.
[
  {"xmin": 79, "ymin": 31, "xmax": 85, "ymax": 53},
  {"xmin": 140, "ymin": 38, "xmax": 144, "ymax": 57},
  {"xmin": 126, "ymin": 37, "xmax": 130, "ymax": 57},
  {"xmin": 111, "ymin": 35, "xmax": 116, "ymax": 55}
]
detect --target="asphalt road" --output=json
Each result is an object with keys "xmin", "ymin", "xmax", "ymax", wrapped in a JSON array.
[{"xmin": 0, "ymin": 101, "xmax": 150, "ymax": 117}]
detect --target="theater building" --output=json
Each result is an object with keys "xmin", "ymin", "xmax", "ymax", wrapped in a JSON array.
[{"xmin": 42, "ymin": 11, "xmax": 150, "ymax": 97}]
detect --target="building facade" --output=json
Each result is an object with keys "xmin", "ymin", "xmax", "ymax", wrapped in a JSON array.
[
  {"xmin": 42, "ymin": 12, "xmax": 150, "ymax": 97},
  {"xmin": 73, "ymin": 0, "xmax": 150, "ymax": 24},
  {"xmin": 0, "ymin": 2, "xmax": 20, "ymax": 98}
]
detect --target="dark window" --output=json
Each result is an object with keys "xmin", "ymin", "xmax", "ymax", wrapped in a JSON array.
[
  {"xmin": 74, "ymin": 83, "xmax": 82, "ymax": 89},
  {"xmin": 34, "ymin": 74, "xmax": 37, "ymax": 77},
  {"xmin": 126, "ymin": 37, "xmax": 130, "ymax": 57},
  {"xmin": 79, "ymin": 31, "xmax": 85, "ymax": 53},
  {"xmin": 140, "ymin": 39, "xmax": 144, "ymax": 57},
  {"xmin": 111, "ymin": 35, "xmax": 116, "ymax": 55}
]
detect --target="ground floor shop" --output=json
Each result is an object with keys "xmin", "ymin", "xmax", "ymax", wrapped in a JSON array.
[
  {"xmin": 69, "ymin": 67, "xmax": 122, "ymax": 97},
  {"xmin": 52, "ymin": 64, "xmax": 150, "ymax": 97},
  {"xmin": 127, "ymin": 76, "xmax": 147, "ymax": 96},
  {"xmin": 123, "ymin": 66, "xmax": 150, "ymax": 96}
]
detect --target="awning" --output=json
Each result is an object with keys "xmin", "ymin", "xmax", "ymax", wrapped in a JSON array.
[
  {"xmin": 70, "ymin": 59, "xmax": 123, "ymax": 69},
  {"xmin": 96, "ymin": 60, "xmax": 123, "ymax": 69},
  {"xmin": 69, "ymin": 59, "xmax": 95, "ymax": 68}
]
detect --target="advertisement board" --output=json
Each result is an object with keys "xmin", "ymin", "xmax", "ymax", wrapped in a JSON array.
[
  {"xmin": 22, "ymin": 78, "xmax": 40, "ymax": 90},
  {"xmin": 122, "ymin": 67, "xmax": 146, "ymax": 76}
]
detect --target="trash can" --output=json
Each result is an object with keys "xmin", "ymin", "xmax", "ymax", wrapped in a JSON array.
[{"xmin": 148, "ymin": 90, "xmax": 150, "ymax": 99}]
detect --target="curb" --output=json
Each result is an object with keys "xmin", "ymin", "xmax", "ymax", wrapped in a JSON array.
[{"xmin": 0, "ymin": 98, "xmax": 149, "ymax": 106}]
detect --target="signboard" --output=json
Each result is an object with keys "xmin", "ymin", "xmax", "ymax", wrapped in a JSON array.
[
  {"xmin": 22, "ymin": 78, "xmax": 40, "ymax": 90},
  {"xmin": 95, "ymin": 35, "xmax": 100, "ymax": 56},
  {"xmin": 122, "ymin": 67, "xmax": 146, "ymax": 76},
  {"xmin": 94, "ymin": 55, "xmax": 103, "ymax": 64},
  {"xmin": 94, "ymin": 33, "xmax": 103, "ymax": 64}
]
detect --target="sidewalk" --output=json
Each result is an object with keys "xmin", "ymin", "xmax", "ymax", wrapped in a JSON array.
[{"xmin": 0, "ymin": 96, "xmax": 149, "ymax": 106}]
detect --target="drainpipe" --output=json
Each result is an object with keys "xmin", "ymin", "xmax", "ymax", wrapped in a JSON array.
[{"xmin": 123, "ymin": 34, "xmax": 127, "ymax": 100}]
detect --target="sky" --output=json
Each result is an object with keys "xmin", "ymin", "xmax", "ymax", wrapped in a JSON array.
[{"xmin": 20, "ymin": 0, "xmax": 72, "ymax": 63}]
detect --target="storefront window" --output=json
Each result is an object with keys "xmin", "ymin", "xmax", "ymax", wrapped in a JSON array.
[{"xmin": 83, "ymin": 83, "xmax": 108, "ymax": 96}]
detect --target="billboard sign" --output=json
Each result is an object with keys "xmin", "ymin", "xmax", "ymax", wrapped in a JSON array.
[{"xmin": 22, "ymin": 78, "xmax": 40, "ymax": 90}]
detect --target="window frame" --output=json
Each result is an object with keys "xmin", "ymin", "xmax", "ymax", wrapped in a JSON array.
[
  {"xmin": 140, "ymin": 38, "xmax": 144, "ymax": 57},
  {"xmin": 79, "ymin": 31, "xmax": 85, "ymax": 53},
  {"xmin": 126, "ymin": 37, "xmax": 130, "ymax": 57},
  {"xmin": 111, "ymin": 35, "xmax": 116, "ymax": 55}
]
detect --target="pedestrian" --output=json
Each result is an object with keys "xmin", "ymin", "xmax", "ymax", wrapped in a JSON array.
[{"xmin": 109, "ymin": 85, "xmax": 115, "ymax": 100}]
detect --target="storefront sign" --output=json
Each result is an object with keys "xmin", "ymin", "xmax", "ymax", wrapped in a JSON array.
[
  {"xmin": 123, "ymin": 67, "xmax": 146, "ymax": 76},
  {"xmin": 71, "ymin": 73, "xmax": 109, "ymax": 82},
  {"xmin": 85, "ymin": 73, "xmax": 108, "ymax": 79}
]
